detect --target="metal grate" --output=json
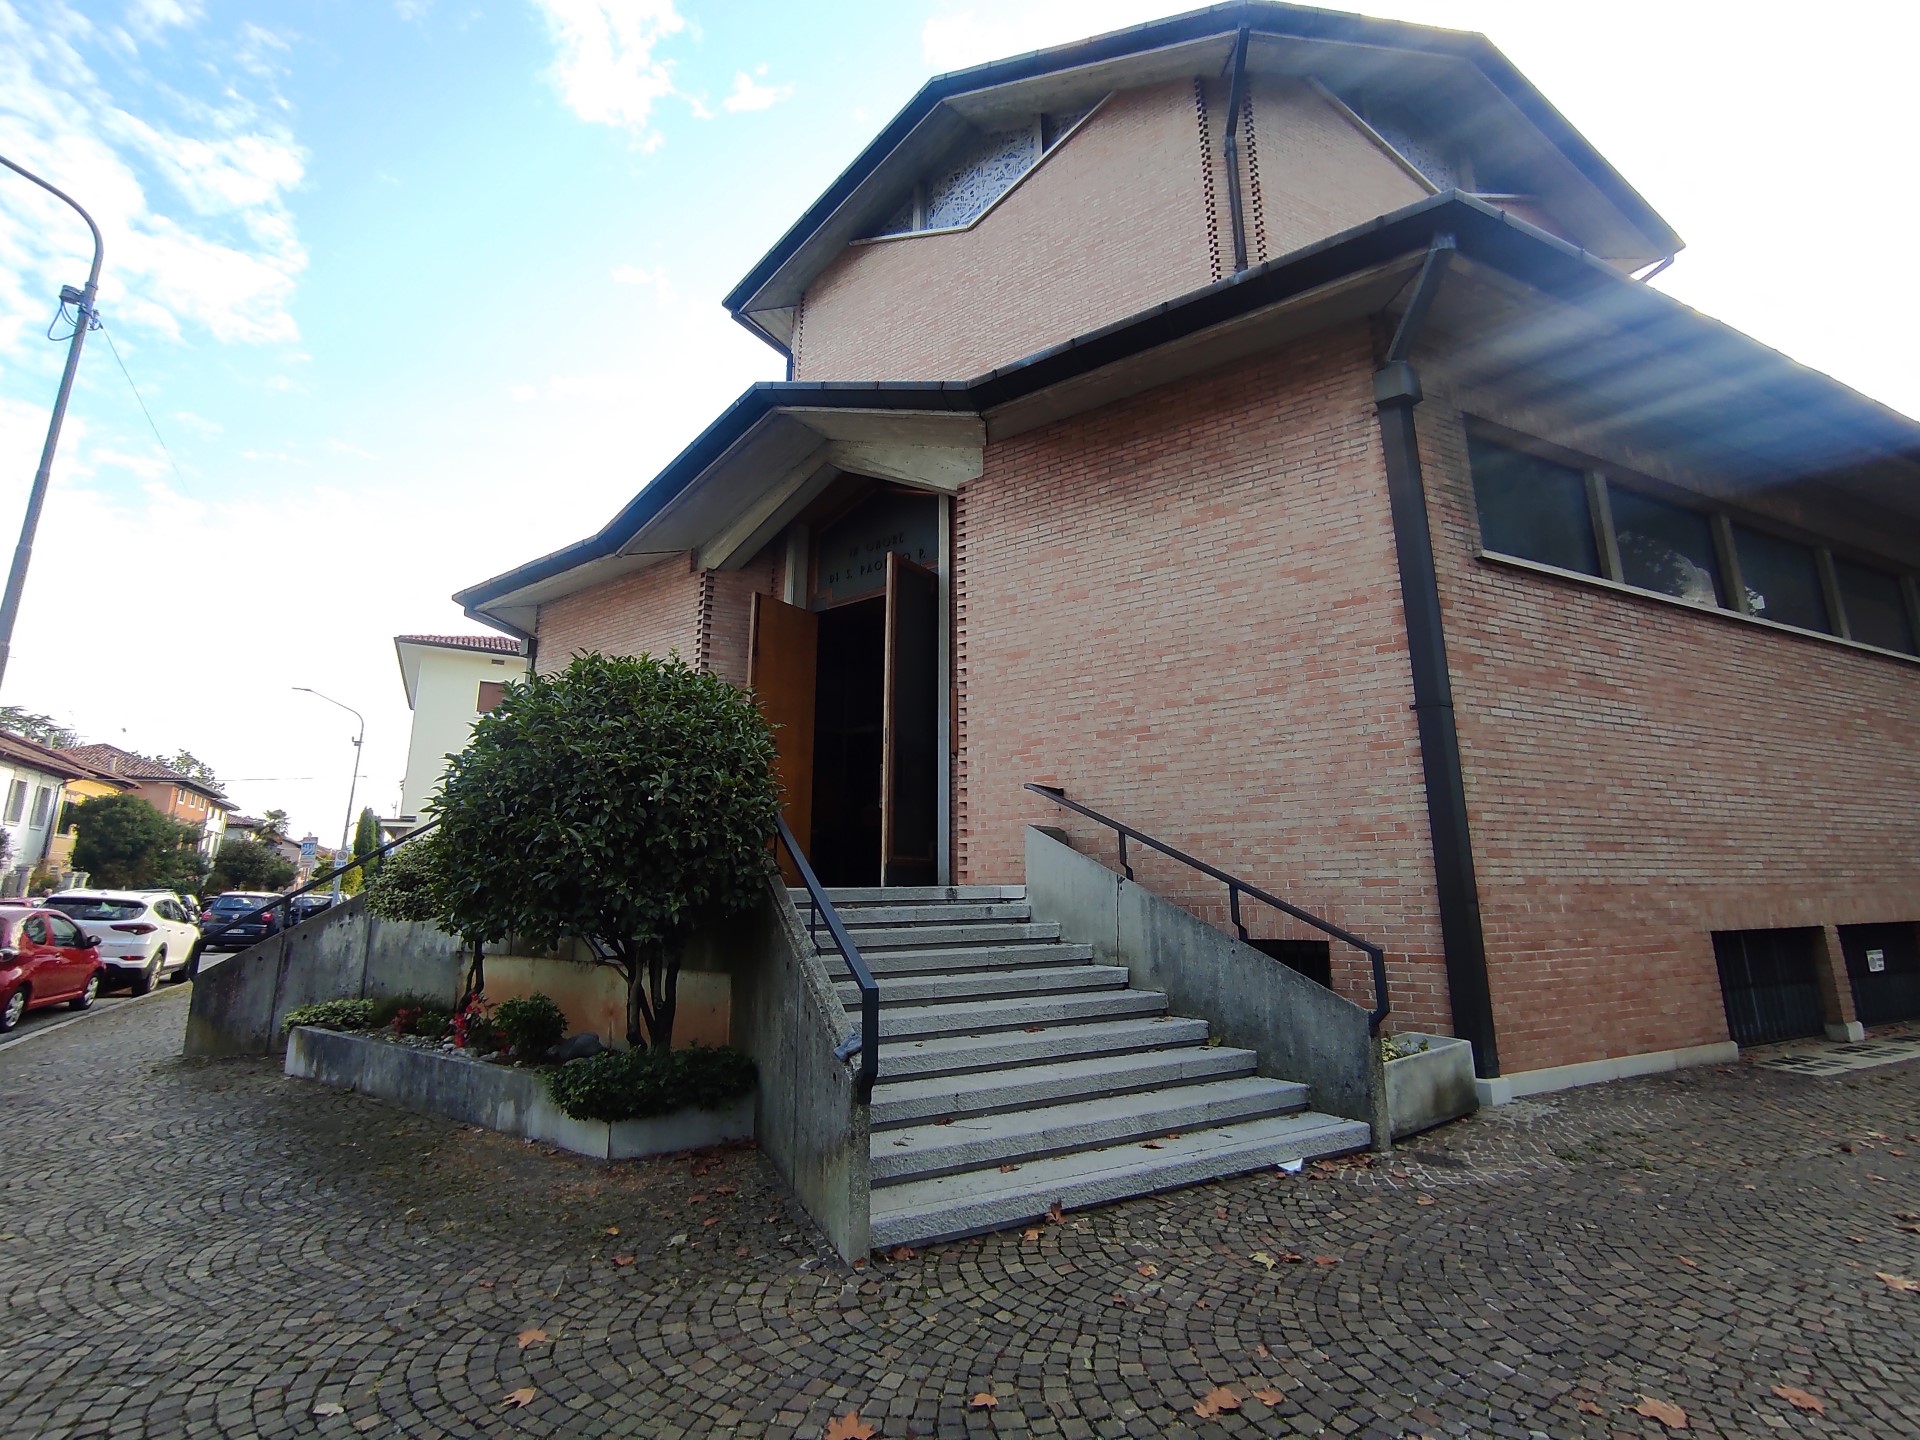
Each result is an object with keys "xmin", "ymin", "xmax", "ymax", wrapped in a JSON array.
[{"xmin": 1713, "ymin": 929, "xmax": 1824, "ymax": 1048}]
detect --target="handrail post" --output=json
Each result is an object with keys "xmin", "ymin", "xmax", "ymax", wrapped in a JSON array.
[
  {"xmin": 1117, "ymin": 831, "xmax": 1132, "ymax": 881},
  {"xmin": 1228, "ymin": 883, "xmax": 1247, "ymax": 944},
  {"xmin": 774, "ymin": 812, "xmax": 878, "ymax": 1103}
]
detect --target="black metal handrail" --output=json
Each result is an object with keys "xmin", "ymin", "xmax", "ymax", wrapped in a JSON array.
[
  {"xmin": 1026, "ymin": 784, "xmax": 1391, "ymax": 1035},
  {"xmin": 773, "ymin": 813, "xmax": 879, "ymax": 1103},
  {"xmin": 197, "ymin": 819, "xmax": 439, "ymax": 949}
]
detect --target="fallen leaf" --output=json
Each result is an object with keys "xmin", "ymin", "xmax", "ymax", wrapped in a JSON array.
[
  {"xmin": 1022, "ymin": 1228, "xmax": 1041, "ymax": 1241},
  {"xmin": 354, "ymin": 1418, "xmax": 381, "ymax": 1433},
  {"xmin": 1136, "ymin": 1262, "xmax": 1159, "ymax": 1278},
  {"xmin": 499, "ymin": 1388, "xmax": 536, "ymax": 1410},
  {"xmin": 1771, "ymin": 1385, "xmax": 1824, "ymax": 1414},
  {"xmin": 1897, "ymin": 1223, "xmax": 1920, "ymax": 1235},
  {"xmin": 1253, "ymin": 1388, "xmax": 1284, "ymax": 1405},
  {"xmin": 603, "ymin": 1226, "xmax": 619, "ymax": 1236},
  {"xmin": 999, "ymin": 1163, "xmax": 1020, "ymax": 1174},
  {"xmin": 1047, "ymin": 1201, "xmax": 1065, "ymax": 1223},
  {"xmin": 475, "ymin": 1280, "xmax": 495, "ymax": 1290},
  {"xmin": 1193, "ymin": 1386, "xmax": 1242, "ymax": 1418},
  {"xmin": 1023, "ymin": 1025, "xmax": 1045, "ymax": 1033},
  {"xmin": 1278, "ymin": 1250, "xmax": 1306, "ymax": 1263},
  {"xmin": 1676, "ymin": 1256, "xmax": 1698, "ymax": 1268},
  {"xmin": 1897, "ymin": 1212, "xmax": 1920, "ymax": 1222},
  {"xmin": 1415, "ymin": 1194, "xmax": 1436, "ymax": 1206},
  {"xmin": 1576, "ymin": 1399, "xmax": 1604, "ymax": 1415},
  {"xmin": 1845, "ymin": 1235, "xmax": 1867, "ymax": 1244},
  {"xmin": 935, "ymin": 1117, "xmax": 954, "ymax": 1126},
  {"xmin": 822, "ymin": 1411, "xmax": 876, "ymax": 1440},
  {"xmin": 1892, "ymin": 1149, "xmax": 1908, "ymax": 1157},
  {"xmin": 714, "ymin": 1183, "xmax": 738, "ymax": 1195},
  {"xmin": 702, "ymin": 1216, "xmax": 721, "ymax": 1228},
  {"xmin": 968, "ymin": 1393, "xmax": 998, "ymax": 1411},
  {"xmin": 312, "ymin": 1402, "xmax": 345, "ymax": 1417},
  {"xmin": 1875, "ymin": 1271, "xmax": 1919, "ymax": 1293},
  {"xmin": 1630, "ymin": 1395, "xmax": 1687, "ymax": 1429},
  {"xmin": 1312, "ymin": 1255, "xmax": 1340, "ymax": 1266},
  {"xmin": 1251, "ymin": 1251, "xmax": 1277, "ymax": 1270},
  {"xmin": 1141, "ymin": 1141, "xmax": 1163, "ymax": 1150},
  {"xmin": 1216, "ymin": 1207, "xmax": 1229, "ymax": 1220},
  {"xmin": 612, "ymin": 1254, "xmax": 636, "ymax": 1267},
  {"xmin": 888, "ymin": 1245, "xmax": 917, "ymax": 1262},
  {"xmin": 688, "ymin": 1193, "xmax": 708, "ymax": 1204},
  {"xmin": 1165, "ymin": 1132, "xmax": 1181, "ymax": 1140},
  {"xmin": 665, "ymin": 1234, "xmax": 688, "ymax": 1248},
  {"xmin": 516, "ymin": 1328, "xmax": 547, "ymax": 1350},
  {"xmin": 1254, "ymin": 1343, "xmax": 1270, "ymax": 1358}
]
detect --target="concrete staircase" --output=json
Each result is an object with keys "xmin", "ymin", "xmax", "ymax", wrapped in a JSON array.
[{"xmin": 791, "ymin": 885, "xmax": 1371, "ymax": 1249}]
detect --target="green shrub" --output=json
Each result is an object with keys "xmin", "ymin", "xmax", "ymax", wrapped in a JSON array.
[
  {"xmin": 283, "ymin": 998, "xmax": 376, "ymax": 1032},
  {"xmin": 493, "ymin": 994, "xmax": 567, "ymax": 1059},
  {"xmin": 546, "ymin": 1044, "xmax": 756, "ymax": 1124}
]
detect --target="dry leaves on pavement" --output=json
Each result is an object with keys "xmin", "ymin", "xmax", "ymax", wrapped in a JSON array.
[
  {"xmin": 1771, "ymin": 1385, "xmax": 1825, "ymax": 1414},
  {"xmin": 968, "ymin": 1393, "xmax": 998, "ymax": 1410},
  {"xmin": 1630, "ymin": 1395, "xmax": 1688, "ymax": 1429},
  {"xmin": 1193, "ymin": 1386, "xmax": 1242, "ymax": 1418},
  {"xmin": 515, "ymin": 1327, "xmax": 547, "ymax": 1350},
  {"xmin": 1252, "ymin": 1387, "xmax": 1284, "ymax": 1405},
  {"xmin": 1875, "ymin": 1271, "xmax": 1919, "ymax": 1293},
  {"xmin": 1047, "ymin": 1200, "xmax": 1066, "ymax": 1223},
  {"xmin": 822, "ymin": 1412, "xmax": 876, "ymax": 1440},
  {"xmin": 500, "ymin": 1387, "xmax": 536, "ymax": 1409},
  {"xmin": 311, "ymin": 1403, "xmax": 345, "ymax": 1417},
  {"xmin": 611, "ymin": 1254, "xmax": 636, "ymax": 1267}
]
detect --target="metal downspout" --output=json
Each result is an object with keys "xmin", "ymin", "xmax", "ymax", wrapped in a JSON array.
[
  {"xmin": 1371, "ymin": 235, "xmax": 1502, "ymax": 1079},
  {"xmin": 1221, "ymin": 26, "xmax": 1250, "ymax": 274}
]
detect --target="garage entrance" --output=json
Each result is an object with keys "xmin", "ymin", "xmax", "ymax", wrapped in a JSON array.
[
  {"xmin": 1712, "ymin": 928, "xmax": 1825, "ymax": 1047},
  {"xmin": 1839, "ymin": 922, "xmax": 1920, "ymax": 1026}
]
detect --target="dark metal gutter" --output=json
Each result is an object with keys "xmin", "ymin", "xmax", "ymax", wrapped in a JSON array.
[
  {"xmin": 1369, "ymin": 235, "xmax": 1500, "ymax": 1077},
  {"xmin": 1221, "ymin": 25, "xmax": 1251, "ymax": 273}
]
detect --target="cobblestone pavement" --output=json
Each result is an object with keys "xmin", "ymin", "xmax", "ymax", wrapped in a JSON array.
[{"xmin": 1, "ymin": 993, "xmax": 1916, "ymax": 1440}]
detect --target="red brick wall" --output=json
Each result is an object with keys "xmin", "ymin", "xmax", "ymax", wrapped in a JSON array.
[
  {"xmin": 1416, "ymin": 374, "xmax": 1920, "ymax": 1074},
  {"xmin": 533, "ymin": 549, "xmax": 783, "ymax": 689},
  {"xmin": 957, "ymin": 328, "xmax": 1453, "ymax": 1032},
  {"xmin": 796, "ymin": 82, "xmax": 1217, "ymax": 382},
  {"xmin": 534, "ymin": 561, "xmax": 703, "ymax": 675}
]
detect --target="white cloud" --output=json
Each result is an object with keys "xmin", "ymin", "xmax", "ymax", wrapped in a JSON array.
[
  {"xmin": 0, "ymin": 1, "xmax": 308, "ymax": 351},
  {"xmin": 125, "ymin": 0, "xmax": 203, "ymax": 39},
  {"xmin": 394, "ymin": 0, "xmax": 431, "ymax": 19},
  {"xmin": 721, "ymin": 68, "xmax": 792, "ymax": 114},
  {"xmin": 531, "ymin": 0, "xmax": 686, "ymax": 147}
]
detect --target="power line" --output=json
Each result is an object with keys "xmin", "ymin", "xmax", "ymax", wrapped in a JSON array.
[{"xmin": 97, "ymin": 320, "xmax": 188, "ymax": 489}]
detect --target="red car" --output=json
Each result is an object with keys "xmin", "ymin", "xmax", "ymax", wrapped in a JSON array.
[{"xmin": 0, "ymin": 905, "xmax": 106, "ymax": 1033}]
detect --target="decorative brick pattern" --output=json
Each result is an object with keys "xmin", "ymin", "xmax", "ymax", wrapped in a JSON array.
[
  {"xmin": 1241, "ymin": 90, "xmax": 1268, "ymax": 264},
  {"xmin": 1194, "ymin": 77, "xmax": 1222, "ymax": 283},
  {"xmin": 956, "ymin": 328, "xmax": 1453, "ymax": 1034}
]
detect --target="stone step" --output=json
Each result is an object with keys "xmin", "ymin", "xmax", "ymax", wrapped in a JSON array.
[
  {"xmin": 876, "ymin": 988, "xmax": 1167, "ymax": 1042},
  {"xmin": 868, "ymin": 1111, "xmax": 1373, "ymax": 1248},
  {"xmin": 869, "ymin": 1076, "xmax": 1307, "ymax": 1185},
  {"xmin": 790, "ymin": 885, "xmax": 1027, "ymax": 905},
  {"xmin": 823, "ymin": 942, "xmax": 1096, "ymax": 978},
  {"xmin": 869, "ymin": 1045, "xmax": 1265, "ymax": 1128},
  {"xmin": 835, "ymin": 965, "xmax": 1126, "ymax": 1010},
  {"xmin": 839, "ymin": 902, "xmax": 1033, "ymax": 928},
  {"xmin": 829, "ymin": 922, "xmax": 1062, "ymax": 952},
  {"xmin": 875, "ymin": 1016, "xmax": 1211, "ymax": 1081}
]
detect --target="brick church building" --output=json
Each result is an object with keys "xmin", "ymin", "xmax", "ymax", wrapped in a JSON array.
[{"xmin": 458, "ymin": 4, "xmax": 1919, "ymax": 1101}]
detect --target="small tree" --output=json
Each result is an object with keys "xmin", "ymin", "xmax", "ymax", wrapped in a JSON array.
[
  {"xmin": 431, "ymin": 652, "xmax": 779, "ymax": 1052},
  {"xmin": 343, "ymin": 806, "xmax": 382, "ymax": 889},
  {"xmin": 71, "ymin": 793, "xmax": 204, "ymax": 889},
  {"xmin": 257, "ymin": 809, "xmax": 291, "ymax": 845},
  {"xmin": 208, "ymin": 838, "xmax": 296, "ymax": 893},
  {"xmin": 0, "ymin": 707, "xmax": 77, "ymax": 748}
]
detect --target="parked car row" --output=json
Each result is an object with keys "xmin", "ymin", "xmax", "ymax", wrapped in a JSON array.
[{"xmin": 0, "ymin": 885, "xmax": 350, "ymax": 1031}]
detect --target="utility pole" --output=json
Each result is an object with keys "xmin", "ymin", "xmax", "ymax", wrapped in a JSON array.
[
  {"xmin": 293, "ymin": 687, "xmax": 365, "ymax": 902},
  {"xmin": 0, "ymin": 155, "xmax": 103, "ymax": 697}
]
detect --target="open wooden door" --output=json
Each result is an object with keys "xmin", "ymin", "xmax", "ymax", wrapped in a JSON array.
[
  {"xmin": 881, "ymin": 552, "xmax": 939, "ymax": 887},
  {"xmin": 750, "ymin": 592, "xmax": 818, "ymax": 883}
]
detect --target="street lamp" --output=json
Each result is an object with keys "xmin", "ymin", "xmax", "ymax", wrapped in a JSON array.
[
  {"xmin": 294, "ymin": 687, "xmax": 365, "ymax": 902},
  {"xmin": 0, "ymin": 154, "xmax": 104, "ymax": 696}
]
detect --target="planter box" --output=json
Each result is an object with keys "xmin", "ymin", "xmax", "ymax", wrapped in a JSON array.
[
  {"xmin": 1384, "ymin": 1032, "xmax": 1478, "ymax": 1141},
  {"xmin": 285, "ymin": 1026, "xmax": 753, "ymax": 1161}
]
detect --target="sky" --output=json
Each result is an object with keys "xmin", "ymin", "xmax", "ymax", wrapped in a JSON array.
[{"xmin": 0, "ymin": 0, "xmax": 1913, "ymax": 841}]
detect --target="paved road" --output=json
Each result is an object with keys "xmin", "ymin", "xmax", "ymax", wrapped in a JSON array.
[{"xmin": 0, "ymin": 990, "xmax": 1914, "ymax": 1439}]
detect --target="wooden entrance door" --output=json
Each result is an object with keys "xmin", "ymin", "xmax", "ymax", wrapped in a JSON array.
[
  {"xmin": 881, "ymin": 552, "xmax": 939, "ymax": 887},
  {"xmin": 749, "ymin": 592, "xmax": 818, "ymax": 882}
]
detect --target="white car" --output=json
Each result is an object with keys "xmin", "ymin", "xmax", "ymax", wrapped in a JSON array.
[{"xmin": 43, "ymin": 890, "xmax": 201, "ymax": 994}]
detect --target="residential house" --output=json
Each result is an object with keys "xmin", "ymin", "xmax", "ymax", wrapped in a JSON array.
[
  {"xmin": 225, "ymin": 815, "xmax": 302, "ymax": 868},
  {"xmin": 61, "ymin": 745, "xmax": 233, "ymax": 858},
  {"xmin": 0, "ymin": 733, "xmax": 121, "ymax": 891},
  {"xmin": 393, "ymin": 633, "xmax": 527, "ymax": 823},
  {"xmin": 449, "ymin": 4, "xmax": 1918, "ymax": 1243}
]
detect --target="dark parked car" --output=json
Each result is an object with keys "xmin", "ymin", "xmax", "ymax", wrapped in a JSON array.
[
  {"xmin": 288, "ymin": 892, "xmax": 338, "ymax": 925},
  {"xmin": 0, "ymin": 905, "xmax": 107, "ymax": 1032},
  {"xmin": 199, "ymin": 892, "xmax": 283, "ymax": 951}
]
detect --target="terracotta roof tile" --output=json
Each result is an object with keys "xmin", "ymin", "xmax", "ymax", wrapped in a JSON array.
[{"xmin": 393, "ymin": 633, "xmax": 523, "ymax": 655}]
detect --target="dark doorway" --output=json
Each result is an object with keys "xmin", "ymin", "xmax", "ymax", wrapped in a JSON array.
[
  {"xmin": 1712, "ymin": 928, "xmax": 1825, "ymax": 1047},
  {"xmin": 1839, "ymin": 922, "xmax": 1920, "ymax": 1026},
  {"xmin": 881, "ymin": 553, "xmax": 939, "ymax": 887},
  {"xmin": 1247, "ymin": 938, "xmax": 1333, "ymax": 989},
  {"xmin": 810, "ymin": 596, "xmax": 886, "ymax": 886}
]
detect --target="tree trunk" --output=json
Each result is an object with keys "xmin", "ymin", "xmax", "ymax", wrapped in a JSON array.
[
  {"xmin": 460, "ymin": 939, "xmax": 485, "ymax": 1010},
  {"xmin": 654, "ymin": 953, "xmax": 681, "ymax": 1054}
]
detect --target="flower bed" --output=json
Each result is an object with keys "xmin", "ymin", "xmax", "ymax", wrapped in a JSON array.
[{"xmin": 284, "ymin": 1026, "xmax": 754, "ymax": 1161}]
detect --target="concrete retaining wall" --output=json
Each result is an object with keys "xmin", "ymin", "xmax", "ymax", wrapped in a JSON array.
[
  {"xmin": 1025, "ymin": 826, "xmax": 1389, "ymax": 1145},
  {"xmin": 285, "ymin": 1026, "xmax": 753, "ymax": 1159},
  {"xmin": 183, "ymin": 896, "xmax": 467, "ymax": 1058},
  {"xmin": 731, "ymin": 878, "xmax": 871, "ymax": 1262}
]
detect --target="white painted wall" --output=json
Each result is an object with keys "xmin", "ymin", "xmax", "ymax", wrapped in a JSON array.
[
  {"xmin": 0, "ymin": 761, "xmax": 66, "ymax": 888},
  {"xmin": 398, "ymin": 646, "xmax": 522, "ymax": 819}
]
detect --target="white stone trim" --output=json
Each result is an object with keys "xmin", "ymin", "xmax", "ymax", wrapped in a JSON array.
[{"xmin": 1475, "ymin": 1041, "xmax": 1740, "ymax": 1107}]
